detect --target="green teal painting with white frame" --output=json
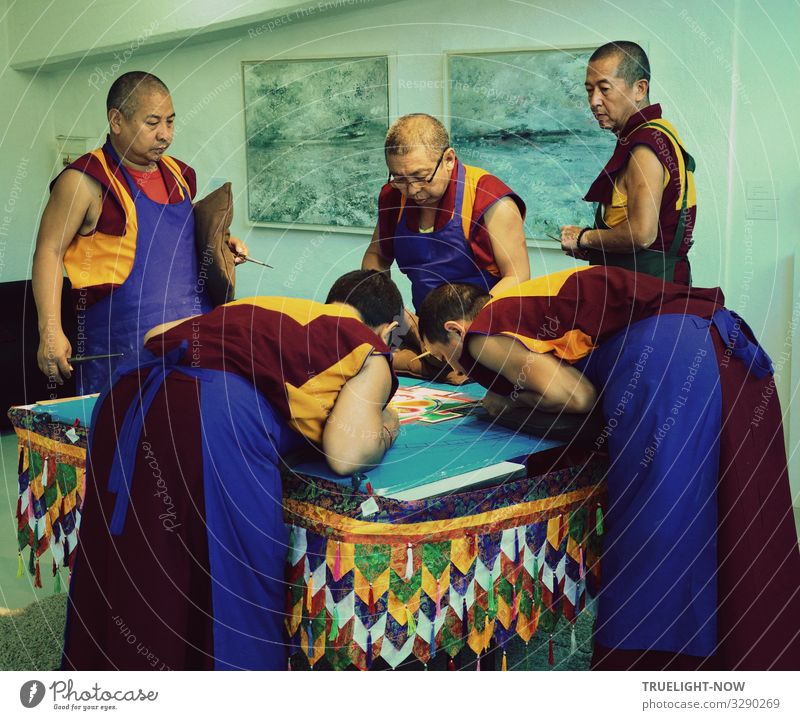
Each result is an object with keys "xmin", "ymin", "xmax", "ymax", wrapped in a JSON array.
[
  {"xmin": 447, "ymin": 48, "xmax": 616, "ymax": 242},
  {"xmin": 243, "ymin": 56, "xmax": 389, "ymax": 229}
]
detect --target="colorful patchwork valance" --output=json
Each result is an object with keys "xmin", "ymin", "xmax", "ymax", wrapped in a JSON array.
[
  {"xmin": 283, "ymin": 457, "xmax": 606, "ymax": 670},
  {"xmin": 9, "ymin": 406, "xmax": 87, "ymax": 591}
]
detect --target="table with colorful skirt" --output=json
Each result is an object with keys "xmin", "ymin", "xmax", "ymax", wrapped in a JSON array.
[
  {"xmin": 283, "ymin": 450, "xmax": 606, "ymax": 670},
  {"xmin": 9, "ymin": 381, "xmax": 608, "ymax": 670},
  {"xmin": 281, "ymin": 379, "xmax": 608, "ymax": 670},
  {"xmin": 8, "ymin": 396, "xmax": 94, "ymax": 592}
]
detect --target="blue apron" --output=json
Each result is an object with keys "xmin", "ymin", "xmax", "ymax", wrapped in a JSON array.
[
  {"xmin": 394, "ymin": 163, "xmax": 496, "ymax": 311},
  {"xmin": 575, "ymin": 313, "xmax": 721, "ymax": 656},
  {"xmin": 78, "ymin": 143, "xmax": 211, "ymax": 394},
  {"xmin": 82, "ymin": 344, "xmax": 304, "ymax": 669}
]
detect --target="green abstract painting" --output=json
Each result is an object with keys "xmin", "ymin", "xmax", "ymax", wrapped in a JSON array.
[
  {"xmin": 243, "ymin": 56, "xmax": 389, "ymax": 229},
  {"xmin": 448, "ymin": 49, "xmax": 616, "ymax": 241}
]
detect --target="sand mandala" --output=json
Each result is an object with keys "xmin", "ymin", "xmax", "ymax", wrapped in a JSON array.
[{"xmin": 389, "ymin": 385, "xmax": 477, "ymax": 425}]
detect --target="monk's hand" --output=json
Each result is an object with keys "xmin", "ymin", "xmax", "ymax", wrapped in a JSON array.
[
  {"xmin": 559, "ymin": 225, "xmax": 589, "ymax": 260},
  {"xmin": 481, "ymin": 391, "xmax": 518, "ymax": 417},
  {"xmin": 37, "ymin": 328, "xmax": 72, "ymax": 385},
  {"xmin": 227, "ymin": 236, "xmax": 249, "ymax": 265}
]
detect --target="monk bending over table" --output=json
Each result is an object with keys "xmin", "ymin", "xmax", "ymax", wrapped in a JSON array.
[
  {"xmin": 418, "ymin": 266, "xmax": 800, "ymax": 670},
  {"xmin": 62, "ymin": 270, "xmax": 402, "ymax": 670}
]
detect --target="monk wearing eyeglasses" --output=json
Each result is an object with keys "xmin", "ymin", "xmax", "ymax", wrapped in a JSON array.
[{"xmin": 361, "ymin": 113, "xmax": 529, "ymax": 381}]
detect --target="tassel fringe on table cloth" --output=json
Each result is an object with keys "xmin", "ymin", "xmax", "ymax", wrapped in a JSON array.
[
  {"xmin": 283, "ymin": 457, "xmax": 606, "ymax": 670},
  {"xmin": 9, "ymin": 406, "xmax": 86, "ymax": 591}
]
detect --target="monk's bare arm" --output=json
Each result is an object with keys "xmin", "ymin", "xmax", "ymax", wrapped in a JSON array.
[
  {"xmin": 361, "ymin": 224, "xmax": 392, "ymax": 273},
  {"xmin": 323, "ymin": 354, "xmax": 398, "ymax": 475},
  {"xmin": 32, "ymin": 170, "xmax": 100, "ymax": 383},
  {"xmin": 561, "ymin": 145, "xmax": 665, "ymax": 254},
  {"xmin": 483, "ymin": 197, "xmax": 530, "ymax": 295},
  {"xmin": 468, "ymin": 334, "xmax": 596, "ymax": 413}
]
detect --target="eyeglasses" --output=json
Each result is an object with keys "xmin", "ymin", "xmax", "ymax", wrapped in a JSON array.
[{"xmin": 388, "ymin": 149, "xmax": 447, "ymax": 188}]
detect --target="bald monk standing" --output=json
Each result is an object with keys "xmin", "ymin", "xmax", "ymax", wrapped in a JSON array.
[{"xmin": 32, "ymin": 71, "xmax": 248, "ymax": 393}]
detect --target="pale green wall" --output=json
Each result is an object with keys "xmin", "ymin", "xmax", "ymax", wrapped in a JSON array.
[
  {"xmin": 1, "ymin": 0, "xmax": 798, "ymax": 493},
  {"xmin": 0, "ymin": 0, "xmax": 58, "ymax": 294},
  {"xmin": 7, "ymin": 0, "xmax": 376, "ymax": 69},
  {"xmin": 722, "ymin": 1, "xmax": 800, "ymax": 490}
]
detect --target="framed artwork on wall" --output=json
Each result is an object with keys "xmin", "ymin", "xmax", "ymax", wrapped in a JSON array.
[
  {"xmin": 242, "ymin": 55, "xmax": 390, "ymax": 231},
  {"xmin": 446, "ymin": 47, "xmax": 616, "ymax": 243}
]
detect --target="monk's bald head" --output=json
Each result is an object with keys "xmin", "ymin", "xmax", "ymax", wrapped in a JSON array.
[
  {"xmin": 384, "ymin": 114, "xmax": 450, "ymax": 161},
  {"xmin": 107, "ymin": 71, "xmax": 170, "ymax": 120}
]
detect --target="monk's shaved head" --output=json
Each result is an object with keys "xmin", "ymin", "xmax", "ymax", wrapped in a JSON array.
[
  {"xmin": 384, "ymin": 113, "xmax": 450, "ymax": 159},
  {"xmin": 107, "ymin": 71, "xmax": 170, "ymax": 120}
]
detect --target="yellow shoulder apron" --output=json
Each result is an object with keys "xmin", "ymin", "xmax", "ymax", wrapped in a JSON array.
[{"xmin": 587, "ymin": 121, "xmax": 696, "ymax": 283}]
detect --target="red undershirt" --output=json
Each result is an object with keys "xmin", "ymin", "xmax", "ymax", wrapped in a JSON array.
[{"xmin": 126, "ymin": 165, "xmax": 170, "ymax": 203}]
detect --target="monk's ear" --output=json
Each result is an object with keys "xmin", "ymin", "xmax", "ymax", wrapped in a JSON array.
[
  {"xmin": 108, "ymin": 108, "xmax": 123, "ymax": 134},
  {"xmin": 635, "ymin": 78, "xmax": 649, "ymax": 103},
  {"xmin": 380, "ymin": 320, "xmax": 399, "ymax": 345},
  {"xmin": 443, "ymin": 320, "xmax": 463, "ymax": 338}
]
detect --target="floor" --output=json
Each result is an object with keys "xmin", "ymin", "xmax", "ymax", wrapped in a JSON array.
[{"xmin": 1, "ymin": 429, "xmax": 800, "ymax": 612}]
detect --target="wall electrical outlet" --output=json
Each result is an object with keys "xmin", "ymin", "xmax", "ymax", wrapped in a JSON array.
[{"xmin": 745, "ymin": 180, "xmax": 778, "ymax": 221}]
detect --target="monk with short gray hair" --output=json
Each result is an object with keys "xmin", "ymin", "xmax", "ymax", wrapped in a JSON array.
[{"xmin": 362, "ymin": 113, "xmax": 529, "ymax": 381}]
